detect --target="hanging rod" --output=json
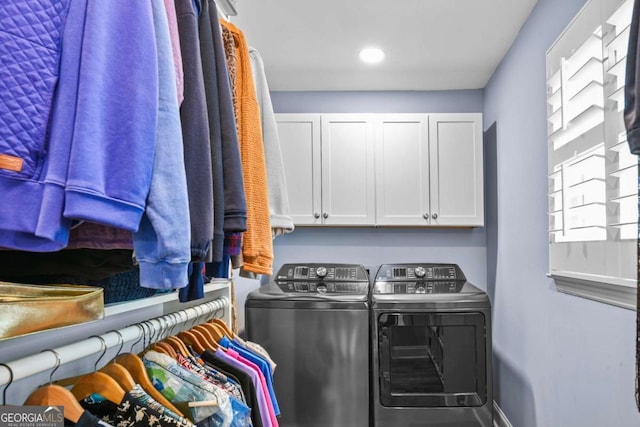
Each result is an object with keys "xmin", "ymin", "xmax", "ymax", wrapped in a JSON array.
[{"xmin": 0, "ymin": 296, "xmax": 229, "ymax": 387}]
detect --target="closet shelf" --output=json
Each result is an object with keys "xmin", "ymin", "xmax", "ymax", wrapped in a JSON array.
[{"xmin": 105, "ymin": 279, "xmax": 231, "ymax": 316}]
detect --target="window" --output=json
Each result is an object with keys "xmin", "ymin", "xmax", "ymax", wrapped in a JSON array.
[{"xmin": 546, "ymin": 0, "xmax": 637, "ymax": 309}]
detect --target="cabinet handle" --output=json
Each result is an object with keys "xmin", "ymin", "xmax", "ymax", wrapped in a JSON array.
[
  {"xmin": 323, "ymin": 213, "xmax": 329, "ymax": 219},
  {"xmin": 423, "ymin": 213, "xmax": 430, "ymax": 220},
  {"xmin": 314, "ymin": 213, "xmax": 320, "ymax": 219},
  {"xmin": 432, "ymin": 213, "xmax": 438, "ymax": 220}
]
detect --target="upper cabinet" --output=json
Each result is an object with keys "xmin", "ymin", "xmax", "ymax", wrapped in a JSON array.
[
  {"xmin": 321, "ymin": 115, "xmax": 376, "ymax": 225},
  {"xmin": 276, "ymin": 113, "xmax": 484, "ymax": 227},
  {"xmin": 276, "ymin": 114, "xmax": 321, "ymax": 225},
  {"xmin": 374, "ymin": 113, "xmax": 483, "ymax": 226},
  {"xmin": 374, "ymin": 114, "xmax": 431, "ymax": 225},
  {"xmin": 428, "ymin": 114, "xmax": 484, "ymax": 226}
]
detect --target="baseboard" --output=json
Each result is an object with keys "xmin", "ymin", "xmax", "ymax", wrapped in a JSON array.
[{"xmin": 494, "ymin": 401, "xmax": 513, "ymax": 427}]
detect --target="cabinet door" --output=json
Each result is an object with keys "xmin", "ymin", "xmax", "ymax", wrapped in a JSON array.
[
  {"xmin": 428, "ymin": 113, "xmax": 484, "ymax": 226},
  {"xmin": 375, "ymin": 114, "xmax": 431, "ymax": 225},
  {"xmin": 276, "ymin": 114, "xmax": 322, "ymax": 225},
  {"xmin": 321, "ymin": 115, "xmax": 376, "ymax": 225}
]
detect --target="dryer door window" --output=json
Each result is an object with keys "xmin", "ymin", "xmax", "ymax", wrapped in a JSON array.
[{"xmin": 377, "ymin": 312, "xmax": 487, "ymax": 407}]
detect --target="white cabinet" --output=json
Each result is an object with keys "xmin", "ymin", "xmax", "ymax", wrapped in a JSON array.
[
  {"xmin": 428, "ymin": 114, "xmax": 484, "ymax": 226},
  {"xmin": 374, "ymin": 114, "xmax": 431, "ymax": 225},
  {"xmin": 320, "ymin": 115, "xmax": 376, "ymax": 225},
  {"xmin": 277, "ymin": 113, "xmax": 484, "ymax": 227},
  {"xmin": 374, "ymin": 113, "xmax": 484, "ymax": 226},
  {"xmin": 276, "ymin": 114, "xmax": 321, "ymax": 225},
  {"xmin": 276, "ymin": 114, "xmax": 375, "ymax": 225}
]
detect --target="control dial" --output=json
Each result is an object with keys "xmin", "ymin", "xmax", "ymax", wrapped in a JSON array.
[
  {"xmin": 316, "ymin": 283, "xmax": 327, "ymax": 294},
  {"xmin": 414, "ymin": 266, "xmax": 426, "ymax": 278},
  {"xmin": 316, "ymin": 266, "xmax": 328, "ymax": 278}
]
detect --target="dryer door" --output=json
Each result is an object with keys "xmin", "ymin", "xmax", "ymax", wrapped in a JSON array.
[{"xmin": 377, "ymin": 311, "xmax": 487, "ymax": 407}]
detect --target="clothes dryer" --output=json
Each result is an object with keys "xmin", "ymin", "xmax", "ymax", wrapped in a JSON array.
[
  {"xmin": 245, "ymin": 263, "xmax": 370, "ymax": 427},
  {"xmin": 371, "ymin": 263, "xmax": 493, "ymax": 427}
]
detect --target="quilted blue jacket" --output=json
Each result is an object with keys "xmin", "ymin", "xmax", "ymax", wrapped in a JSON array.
[{"xmin": 0, "ymin": 1, "xmax": 158, "ymax": 251}]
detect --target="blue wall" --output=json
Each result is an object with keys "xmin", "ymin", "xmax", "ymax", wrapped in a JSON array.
[
  {"xmin": 484, "ymin": 0, "xmax": 640, "ymax": 425},
  {"xmin": 271, "ymin": 90, "xmax": 484, "ymax": 114}
]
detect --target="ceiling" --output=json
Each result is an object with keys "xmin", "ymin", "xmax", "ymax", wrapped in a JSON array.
[{"xmin": 231, "ymin": 0, "xmax": 539, "ymax": 91}]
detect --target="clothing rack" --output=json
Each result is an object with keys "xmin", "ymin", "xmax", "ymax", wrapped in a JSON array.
[{"xmin": 0, "ymin": 295, "xmax": 229, "ymax": 390}]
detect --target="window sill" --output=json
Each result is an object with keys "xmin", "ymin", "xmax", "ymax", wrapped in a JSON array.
[{"xmin": 549, "ymin": 272, "xmax": 636, "ymax": 310}]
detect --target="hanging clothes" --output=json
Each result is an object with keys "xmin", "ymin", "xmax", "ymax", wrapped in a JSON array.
[
  {"xmin": 219, "ymin": 21, "xmax": 274, "ymax": 277},
  {"xmin": 134, "ymin": 0, "xmax": 191, "ymax": 289},
  {"xmin": 202, "ymin": 2, "xmax": 247, "ymax": 280},
  {"xmin": 144, "ymin": 350, "xmax": 234, "ymax": 427},
  {"xmin": 164, "ymin": 0, "xmax": 185, "ymax": 106},
  {"xmin": 0, "ymin": 0, "xmax": 157, "ymax": 251},
  {"xmin": 248, "ymin": 48, "xmax": 294, "ymax": 238},
  {"xmin": 217, "ymin": 337, "xmax": 279, "ymax": 417},
  {"xmin": 210, "ymin": 5, "xmax": 248, "ymax": 240},
  {"xmin": 202, "ymin": 348, "xmax": 275, "ymax": 427},
  {"xmin": 80, "ymin": 384, "xmax": 194, "ymax": 427},
  {"xmin": 65, "ymin": 411, "xmax": 114, "ymax": 427},
  {"xmin": 198, "ymin": 0, "xmax": 226, "ymax": 263},
  {"xmin": 0, "ymin": 0, "xmax": 193, "ymax": 291},
  {"xmin": 201, "ymin": 350, "xmax": 263, "ymax": 427},
  {"xmin": 175, "ymin": 0, "xmax": 215, "ymax": 263}
]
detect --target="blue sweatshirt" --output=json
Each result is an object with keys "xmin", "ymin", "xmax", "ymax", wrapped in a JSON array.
[
  {"xmin": 0, "ymin": 0, "xmax": 158, "ymax": 250},
  {"xmin": 133, "ymin": 0, "xmax": 191, "ymax": 289}
]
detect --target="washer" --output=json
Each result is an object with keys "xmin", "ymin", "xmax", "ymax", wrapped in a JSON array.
[
  {"xmin": 371, "ymin": 263, "xmax": 493, "ymax": 427},
  {"xmin": 245, "ymin": 263, "xmax": 371, "ymax": 427}
]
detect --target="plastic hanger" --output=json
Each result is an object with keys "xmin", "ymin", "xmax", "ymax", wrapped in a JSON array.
[{"xmin": 22, "ymin": 350, "xmax": 84, "ymax": 423}]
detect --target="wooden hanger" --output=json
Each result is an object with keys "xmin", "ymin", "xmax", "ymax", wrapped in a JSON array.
[
  {"xmin": 114, "ymin": 353, "xmax": 184, "ymax": 417},
  {"xmin": 23, "ymin": 349, "xmax": 84, "ymax": 423},
  {"xmin": 177, "ymin": 330, "xmax": 206, "ymax": 354},
  {"xmin": 70, "ymin": 372, "xmax": 126, "ymax": 404},
  {"xmin": 204, "ymin": 322, "xmax": 227, "ymax": 342},
  {"xmin": 149, "ymin": 342, "xmax": 176, "ymax": 358},
  {"xmin": 197, "ymin": 323, "xmax": 224, "ymax": 346},
  {"xmin": 211, "ymin": 319, "xmax": 235, "ymax": 338},
  {"xmin": 192, "ymin": 325, "xmax": 219, "ymax": 349},
  {"xmin": 24, "ymin": 385, "xmax": 84, "ymax": 423},
  {"xmin": 99, "ymin": 362, "xmax": 136, "ymax": 391},
  {"xmin": 164, "ymin": 336, "xmax": 191, "ymax": 356}
]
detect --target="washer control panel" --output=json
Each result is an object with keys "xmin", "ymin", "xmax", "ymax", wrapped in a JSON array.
[
  {"xmin": 275, "ymin": 263, "xmax": 369, "ymax": 294},
  {"xmin": 373, "ymin": 263, "xmax": 466, "ymax": 294}
]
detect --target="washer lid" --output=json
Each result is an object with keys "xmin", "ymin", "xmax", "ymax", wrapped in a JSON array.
[
  {"xmin": 275, "ymin": 263, "xmax": 370, "ymax": 283},
  {"xmin": 373, "ymin": 263, "xmax": 483, "ymax": 295},
  {"xmin": 248, "ymin": 263, "xmax": 370, "ymax": 300}
]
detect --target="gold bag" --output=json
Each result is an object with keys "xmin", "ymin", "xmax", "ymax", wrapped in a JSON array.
[{"xmin": 0, "ymin": 282, "xmax": 104, "ymax": 340}]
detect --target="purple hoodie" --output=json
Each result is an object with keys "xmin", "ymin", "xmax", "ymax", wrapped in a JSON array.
[{"xmin": 0, "ymin": 0, "xmax": 158, "ymax": 251}]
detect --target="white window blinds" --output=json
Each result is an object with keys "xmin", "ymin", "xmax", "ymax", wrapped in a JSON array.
[{"xmin": 546, "ymin": 0, "xmax": 637, "ymax": 308}]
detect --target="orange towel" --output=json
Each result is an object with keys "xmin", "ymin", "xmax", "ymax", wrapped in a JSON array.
[{"xmin": 220, "ymin": 20, "xmax": 273, "ymax": 275}]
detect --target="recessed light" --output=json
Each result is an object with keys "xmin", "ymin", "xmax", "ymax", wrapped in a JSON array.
[{"xmin": 359, "ymin": 47, "xmax": 385, "ymax": 64}]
